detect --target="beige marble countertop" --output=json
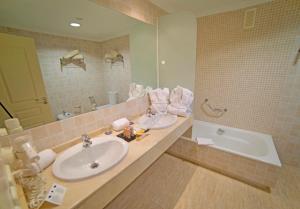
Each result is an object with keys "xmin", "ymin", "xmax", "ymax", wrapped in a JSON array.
[{"xmin": 40, "ymin": 116, "xmax": 192, "ymax": 209}]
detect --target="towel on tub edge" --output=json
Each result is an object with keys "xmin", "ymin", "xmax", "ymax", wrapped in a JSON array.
[{"xmin": 196, "ymin": 137, "xmax": 214, "ymax": 145}]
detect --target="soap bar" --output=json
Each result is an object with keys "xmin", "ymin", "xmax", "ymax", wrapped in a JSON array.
[{"xmin": 45, "ymin": 183, "xmax": 67, "ymax": 206}]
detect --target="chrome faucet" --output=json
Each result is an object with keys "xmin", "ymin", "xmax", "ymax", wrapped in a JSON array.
[
  {"xmin": 217, "ymin": 128, "xmax": 225, "ymax": 135},
  {"xmin": 88, "ymin": 96, "xmax": 97, "ymax": 111},
  {"xmin": 81, "ymin": 134, "xmax": 92, "ymax": 148},
  {"xmin": 146, "ymin": 107, "xmax": 152, "ymax": 117}
]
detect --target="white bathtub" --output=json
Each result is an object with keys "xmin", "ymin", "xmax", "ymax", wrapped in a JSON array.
[{"xmin": 192, "ymin": 120, "xmax": 281, "ymax": 167}]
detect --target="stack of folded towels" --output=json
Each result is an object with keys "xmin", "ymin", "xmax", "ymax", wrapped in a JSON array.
[
  {"xmin": 149, "ymin": 88, "xmax": 170, "ymax": 114},
  {"xmin": 167, "ymin": 86, "xmax": 194, "ymax": 117},
  {"xmin": 148, "ymin": 86, "xmax": 194, "ymax": 117},
  {"xmin": 127, "ymin": 83, "xmax": 152, "ymax": 101}
]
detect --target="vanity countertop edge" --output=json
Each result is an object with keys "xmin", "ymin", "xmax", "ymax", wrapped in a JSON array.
[{"xmin": 40, "ymin": 116, "xmax": 192, "ymax": 209}]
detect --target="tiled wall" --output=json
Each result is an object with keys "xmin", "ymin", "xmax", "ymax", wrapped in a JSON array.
[
  {"xmin": 0, "ymin": 96, "xmax": 149, "ymax": 151},
  {"xmin": 102, "ymin": 36, "xmax": 131, "ymax": 103},
  {"xmin": 92, "ymin": 0, "xmax": 167, "ymax": 24},
  {"xmin": 0, "ymin": 27, "xmax": 131, "ymax": 118},
  {"xmin": 194, "ymin": 0, "xmax": 300, "ymax": 166}
]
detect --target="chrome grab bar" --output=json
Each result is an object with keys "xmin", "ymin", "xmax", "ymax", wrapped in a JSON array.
[{"xmin": 201, "ymin": 98, "xmax": 227, "ymax": 118}]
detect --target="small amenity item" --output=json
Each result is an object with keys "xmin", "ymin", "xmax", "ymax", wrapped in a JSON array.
[{"xmin": 112, "ymin": 118, "xmax": 130, "ymax": 131}]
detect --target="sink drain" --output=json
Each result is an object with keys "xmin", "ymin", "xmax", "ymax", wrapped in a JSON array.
[{"xmin": 90, "ymin": 162, "xmax": 99, "ymax": 169}]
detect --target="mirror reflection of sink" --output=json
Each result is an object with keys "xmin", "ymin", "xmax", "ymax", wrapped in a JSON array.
[
  {"xmin": 137, "ymin": 114, "xmax": 177, "ymax": 130},
  {"xmin": 56, "ymin": 111, "xmax": 74, "ymax": 120},
  {"xmin": 52, "ymin": 136, "xmax": 128, "ymax": 181}
]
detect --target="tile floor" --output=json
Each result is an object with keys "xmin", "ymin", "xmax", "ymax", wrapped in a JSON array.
[{"xmin": 105, "ymin": 154, "xmax": 300, "ymax": 209}]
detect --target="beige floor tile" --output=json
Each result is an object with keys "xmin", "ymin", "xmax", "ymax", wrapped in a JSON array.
[{"xmin": 105, "ymin": 154, "xmax": 300, "ymax": 209}]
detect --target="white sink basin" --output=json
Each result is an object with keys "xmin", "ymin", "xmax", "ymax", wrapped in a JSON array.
[
  {"xmin": 52, "ymin": 136, "xmax": 128, "ymax": 181},
  {"xmin": 137, "ymin": 114, "xmax": 177, "ymax": 129}
]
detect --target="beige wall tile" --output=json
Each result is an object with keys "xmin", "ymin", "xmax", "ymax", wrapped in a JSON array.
[
  {"xmin": 194, "ymin": 0, "xmax": 300, "ymax": 166},
  {"xmin": 0, "ymin": 96, "xmax": 149, "ymax": 151}
]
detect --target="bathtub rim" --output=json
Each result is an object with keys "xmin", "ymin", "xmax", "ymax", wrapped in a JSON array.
[{"xmin": 191, "ymin": 120, "xmax": 282, "ymax": 167}]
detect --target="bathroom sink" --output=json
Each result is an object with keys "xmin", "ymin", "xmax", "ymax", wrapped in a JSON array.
[
  {"xmin": 137, "ymin": 114, "xmax": 177, "ymax": 129},
  {"xmin": 52, "ymin": 136, "xmax": 128, "ymax": 180}
]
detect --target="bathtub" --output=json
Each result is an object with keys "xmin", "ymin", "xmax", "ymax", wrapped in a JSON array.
[
  {"xmin": 192, "ymin": 120, "xmax": 281, "ymax": 167},
  {"xmin": 167, "ymin": 120, "xmax": 282, "ymax": 190}
]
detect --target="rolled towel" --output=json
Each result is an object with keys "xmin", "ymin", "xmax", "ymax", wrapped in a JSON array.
[
  {"xmin": 0, "ymin": 128, "xmax": 8, "ymax": 136},
  {"xmin": 37, "ymin": 149, "xmax": 56, "ymax": 171},
  {"xmin": 196, "ymin": 137, "xmax": 214, "ymax": 145},
  {"xmin": 8, "ymin": 127, "xmax": 24, "ymax": 135},
  {"xmin": 0, "ymin": 147, "xmax": 15, "ymax": 166},
  {"xmin": 4, "ymin": 118, "xmax": 21, "ymax": 130},
  {"xmin": 72, "ymin": 53, "xmax": 83, "ymax": 60},
  {"xmin": 112, "ymin": 118, "xmax": 130, "ymax": 131},
  {"xmin": 63, "ymin": 49, "xmax": 79, "ymax": 59}
]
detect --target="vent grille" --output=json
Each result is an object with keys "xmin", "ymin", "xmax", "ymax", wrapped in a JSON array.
[{"xmin": 243, "ymin": 8, "xmax": 256, "ymax": 29}]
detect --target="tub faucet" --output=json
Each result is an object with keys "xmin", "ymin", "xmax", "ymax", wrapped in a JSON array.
[
  {"xmin": 146, "ymin": 107, "xmax": 153, "ymax": 117},
  {"xmin": 81, "ymin": 134, "xmax": 92, "ymax": 148},
  {"xmin": 217, "ymin": 128, "xmax": 225, "ymax": 135}
]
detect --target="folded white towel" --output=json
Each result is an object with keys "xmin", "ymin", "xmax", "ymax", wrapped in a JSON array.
[
  {"xmin": 149, "ymin": 88, "xmax": 170, "ymax": 114},
  {"xmin": 167, "ymin": 105, "xmax": 190, "ymax": 117},
  {"xmin": 127, "ymin": 83, "xmax": 152, "ymax": 101},
  {"xmin": 112, "ymin": 117, "xmax": 130, "ymax": 131},
  {"xmin": 167, "ymin": 86, "xmax": 193, "ymax": 117},
  {"xmin": 196, "ymin": 137, "xmax": 214, "ymax": 145},
  {"xmin": 37, "ymin": 149, "xmax": 56, "ymax": 171},
  {"xmin": 0, "ymin": 128, "xmax": 8, "ymax": 136}
]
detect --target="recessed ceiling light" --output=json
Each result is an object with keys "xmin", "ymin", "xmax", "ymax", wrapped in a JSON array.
[{"xmin": 70, "ymin": 22, "xmax": 80, "ymax": 27}]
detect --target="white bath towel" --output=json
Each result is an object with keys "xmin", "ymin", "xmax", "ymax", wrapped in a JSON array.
[
  {"xmin": 167, "ymin": 86, "xmax": 194, "ymax": 117},
  {"xmin": 149, "ymin": 88, "xmax": 170, "ymax": 114},
  {"xmin": 37, "ymin": 149, "xmax": 56, "ymax": 171},
  {"xmin": 167, "ymin": 105, "xmax": 189, "ymax": 117},
  {"xmin": 112, "ymin": 117, "xmax": 130, "ymax": 131},
  {"xmin": 127, "ymin": 83, "xmax": 152, "ymax": 101},
  {"xmin": 196, "ymin": 137, "xmax": 214, "ymax": 146}
]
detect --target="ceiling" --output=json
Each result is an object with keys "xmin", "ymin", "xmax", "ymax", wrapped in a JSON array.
[
  {"xmin": 150, "ymin": 0, "xmax": 272, "ymax": 17},
  {"xmin": 0, "ymin": 0, "xmax": 141, "ymax": 42}
]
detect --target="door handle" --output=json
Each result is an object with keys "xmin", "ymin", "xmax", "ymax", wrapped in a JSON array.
[{"xmin": 35, "ymin": 97, "xmax": 48, "ymax": 104}]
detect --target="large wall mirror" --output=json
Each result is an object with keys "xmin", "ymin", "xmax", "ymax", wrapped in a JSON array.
[{"xmin": 0, "ymin": 0, "xmax": 157, "ymax": 134}]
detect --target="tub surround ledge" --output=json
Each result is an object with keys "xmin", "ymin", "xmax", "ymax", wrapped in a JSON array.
[{"xmin": 40, "ymin": 116, "xmax": 192, "ymax": 209}]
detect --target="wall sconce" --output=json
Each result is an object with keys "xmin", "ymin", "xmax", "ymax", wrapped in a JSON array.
[
  {"xmin": 60, "ymin": 50, "xmax": 86, "ymax": 71},
  {"xmin": 104, "ymin": 50, "xmax": 124, "ymax": 68}
]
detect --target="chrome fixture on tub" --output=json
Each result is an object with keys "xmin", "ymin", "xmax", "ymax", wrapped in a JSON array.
[{"xmin": 217, "ymin": 128, "xmax": 225, "ymax": 135}]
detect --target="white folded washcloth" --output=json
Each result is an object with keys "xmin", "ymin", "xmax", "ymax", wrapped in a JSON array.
[
  {"xmin": 112, "ymin": 117, "xmax": 130, "ymax": 131},
  {"xmin": 37, "ymin": 149, "xmax": 56, "ymax": 171},
  {"xmin": 149, "ymin": 88, "xmax": 170, "ymax": 114},
  {"xmin": 196, "ymin": 137, "xmax": 214, "ymax": 146},
  {"xmin": 167, "ymin": 86, "xmax": 194, "ymax": 117}
]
